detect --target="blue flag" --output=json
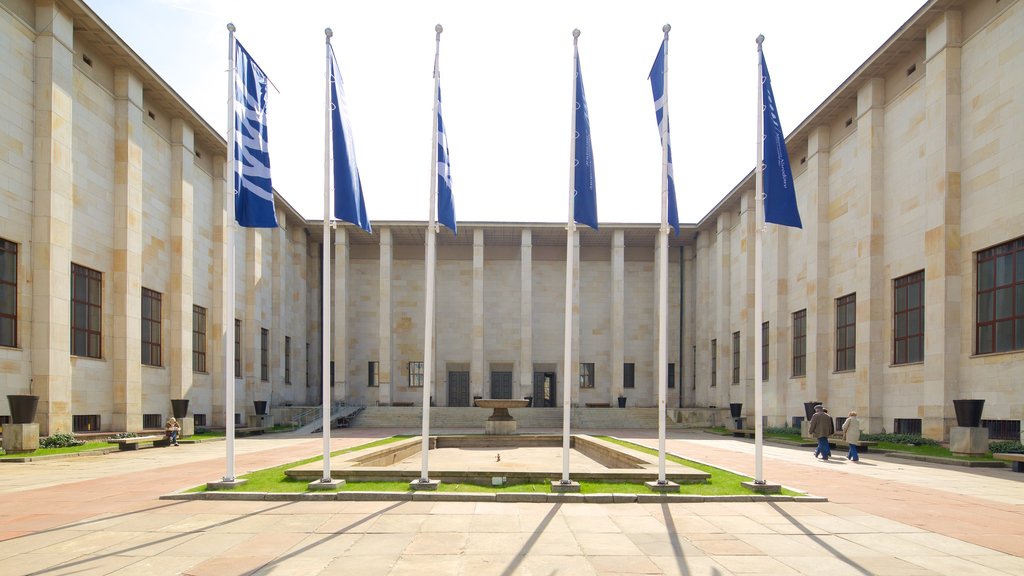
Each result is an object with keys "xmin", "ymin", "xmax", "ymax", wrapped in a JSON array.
[
  {"xmin": 573, "ymin": 46, "xmax": 598, "ymax": 230},
  {"xmin": 436, "ymin": 83, "xmax": 456, "ymax": 233},
  {"xmin": 329, "ymin": 44, "xmax": 371, "ymax": 233},
  {"xmin": 648, "ymin": 39, "xmax": 680, "ymax": 236},
  {"xmin": 233, "ymin": 41, "xmax": 278, "ymax": 228},
  {"xmin": 761, "ymin": 51, "xmax": 802, "ymax": 229}
]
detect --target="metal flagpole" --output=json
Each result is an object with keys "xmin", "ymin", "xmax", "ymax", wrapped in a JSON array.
[
  {"xmin": 561, "ymin": 29, "xmax": 582, "ymax": 486},
  {"xmin": 223, "ymin": 23, "xmax": 237, "ymax": 483},
  {"xmin": 419, "ymin": 24, "xmax": 443, "ymax": 485},
  {"xmin": 753, "ymin": 34, "xmax": 766, "ymax": 484},
  {"xmin": 321, "ymin": 28, "xmax": 335, "ymax": 484},
  {"xmin": 656, "ymin": 24, "xmax": 671, "ymax": 485}
]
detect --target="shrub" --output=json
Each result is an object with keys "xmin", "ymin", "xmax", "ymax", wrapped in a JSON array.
[
  {"xmin": 989, "ymin": 440, "xmax": 1024, "ymax": 454},
  {"xmin": 766, "ymin": 426, "xmax": 801, "ymax": 436},
  {"xmin": 861, "ymin": 433, "xmax": 940, "ymax": 446},
  {"xmin": 108, "ymin": 432, "xmax": 139, "ymax": 440},
  {"xmin": 39, "ymin": 433, "xmax": 85, "ymax": 448}
]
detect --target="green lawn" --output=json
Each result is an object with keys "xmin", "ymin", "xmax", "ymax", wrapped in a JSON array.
[
  {"xmin": 196, "ymin": 435, "xmax": 801, "ymax": 496},
  {"xmin": 0, "ymin": 441, "xmax": 113, "ymax": 459}
]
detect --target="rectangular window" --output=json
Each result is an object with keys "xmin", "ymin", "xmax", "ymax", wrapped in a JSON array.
[
  {"xmin": 368, "ymin": 361, "xmax": 379, "ymax": 387},
  {"xmin": 981, "ymin": 419, "xmax": 1021, "ymax": 441},
  {"xmin": 409, "ymin": 361, "xmax": 424, "ymax": 387},
  {"xmin": 0, "ymin": 238, "xmax": 16, "ymax": 348},
  {"xmin": 71, "ymin": 263, "xmax": 102, "ymax": 358},
  {"xmin": 691, "ymin": 345, "xmax": 696, "ymax": 389},
  {"xmin": 579, "ymin": 363, "xmax": 595, "ymax": 388},
  {"xmin": 732, "ymin": 331, "xmax": 740, "ymax": 384},
  {"xmin": 284, "ymin": 336, "xmax": 292, "ymax": 384},
  {"xmin": 761, "ymin": 322, "xmax": 769, "ymax": 381},
  {"xmin": 792, "ymin": 309, "xmax": 806, "ymax": 377},
  {"xmin": 141, "ymin": 288, "xmax": 162, "ymax": 366},
  {"xmin": 668, "ymin": 363, "xmax": 675, "ymax": 389},
  {"xmin": 260, "ymin": 328, "xmax": 269, "ymax": 381},
  {"xmin": 893, "ymin": 271, "xmax": 924, "ymax": 364},
  {"xmin": 710, "ymin": 339, "xmax": 717, "ymax": 387},
  {"xmin": 623, "ymin": 363, "xmax": 635, "ymax": 388},
  {"xmin": 836, "ymin": 294, "xmax": 856, "ymax": 371},
  {"xmin": 143, "ymin": 413, "xmax": 162, "ymax": 429},
  {"xmin": 194, "ymin": 413, "xmax": 207, "ymax": 427},
  {"xmin": 893, "ymin": 418, "xmax": 922, "ymax": 436},
  {"xmin": 976, "ymin": 237, "xmax": 1024, "ymax": 354},
  {"xmin": 234, "ymin": 319, "xmax": 241, "ymax": 377},
  {"xmin": 72, "ymin": 414, "xmax": 100, "ymax": 432},
  {"xmin": 192, "ymin": 305, "xmax": 207, "ymax": 373}
]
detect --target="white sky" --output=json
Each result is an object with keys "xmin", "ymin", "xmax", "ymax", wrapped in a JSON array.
[{"xmin": 87, "ymin": 0, "xmax": 925, "ymax": 226}]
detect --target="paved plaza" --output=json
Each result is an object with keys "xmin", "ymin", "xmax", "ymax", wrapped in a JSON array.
[{"xmin": 0, "ymin": 428, "xmax": 1022, "ymax": 575}]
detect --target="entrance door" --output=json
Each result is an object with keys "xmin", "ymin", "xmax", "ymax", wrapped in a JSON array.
[
  {"xmin": 447, "ymin": 371, "xmax": 470, "ymax": 407},
  {"xmin": 533, "ymin": 372, "xmax": 556, "ymax": 407},
  {"xmin": 491, "ymin": 371, "xmax": 513, "ymax": 399}
]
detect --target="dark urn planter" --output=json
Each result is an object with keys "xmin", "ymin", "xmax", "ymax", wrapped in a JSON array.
[
  {"xmin": 524, "ymin": 396, "xmax": 533, "ymax": 408},
  {"xmin": 804, "ymin": 401, "xmax": 822, "ymax": 421},
  {"xmin": 729, "ymin": 403, "xmax": 743, "ymax": 418},
  {"xmin": 617, "ymin": 396, "xmax": 627, "ymax": 408},
  {"xmin": 953, "ymin": 399, "xmax": 985, "ymax": 428},
  {"xmin": 170, "ymin": 399, "xmax": 190, "ymax": 419},
  {"xmin": 253, "ymin": 400, "xmax": 268, "ymax": 415},
  {"xmin": 7, "ymin": 395, "xmax": 39, "ymax": 424}
]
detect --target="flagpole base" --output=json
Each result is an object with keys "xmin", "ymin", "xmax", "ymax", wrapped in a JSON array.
[
  {"xmin": 741, "ymin": 480, "xmax": 781, "ymax": 494},
  {"xmin": 644, "ymin": 480, "xmax": 680, "ymax": 493},
  {"xmin": 308, "ymin": 478, "xmax": 344, "ymax": 491},
  {"xmin": 410, "ymin": 478, "xmax": 440, "ymax": 491},
  {"xmin": 207, "ymin": 478, "xmax": 248, "ymax": 490},
  {"xmin": 550, "ymin": 480, "xmax": 580, "ymax": 493}
]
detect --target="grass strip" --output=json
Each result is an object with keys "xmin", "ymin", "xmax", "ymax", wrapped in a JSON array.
[{"xmin": 0, "ymin": 441, "xmax": 114, "ymax": 459}]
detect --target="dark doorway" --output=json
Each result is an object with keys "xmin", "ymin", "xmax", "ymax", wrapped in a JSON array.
[
  {"xmin": 491, "ymin": 371, "xmax": 513, "ymax": 399},
  {"xmin": 532, "ymin": 371, "xmax": 557, "ymax": 407},
  {"xmin": 448, "ymin": 371, "xmax": 470, "ymax": 407}
]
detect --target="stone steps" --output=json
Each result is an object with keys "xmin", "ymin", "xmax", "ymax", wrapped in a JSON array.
[{"xmin": 348, "ymin": 406, "xmax": 682, "ymax": 430}]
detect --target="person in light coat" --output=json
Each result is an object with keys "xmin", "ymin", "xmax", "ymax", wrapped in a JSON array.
[{"xmin": 842, "ymin": 411, "xmax": 860, "ymax": 462}]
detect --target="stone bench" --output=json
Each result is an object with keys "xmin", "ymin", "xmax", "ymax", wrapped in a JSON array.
[
  {"xmin": 585, "ymin": 402, "xmax": 611, "ymax": 408},
  {"xmin": 832, "ymin": 439, "xmax": 879, "ymax": 452},
  {"xmin": 732, "ymin": 429, "xmax": 756, "ymax": 438},
  {"xmin": 107, "ymin": 435, "xmax": 171, "ymax": 451},
  {"xmin": 235, "ymin": 426, "xmax": 271, "ymax": 436},
  {"xmin": 993, "ymin": 453, "xmax": 1024, "ymax": 472},
  {"xmin": 390, "ymin": 401, "xmax": 414, "ymax": 407}
]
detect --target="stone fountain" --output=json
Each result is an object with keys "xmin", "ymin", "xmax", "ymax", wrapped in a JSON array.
[{"xmin": 474, "ymin": 399, "xmax": 530, "ymax": 435}]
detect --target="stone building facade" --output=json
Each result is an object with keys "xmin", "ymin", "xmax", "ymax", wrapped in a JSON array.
[{"xmin": 0, "ymin": 0, "xmax": 1021, "ymax": 440}]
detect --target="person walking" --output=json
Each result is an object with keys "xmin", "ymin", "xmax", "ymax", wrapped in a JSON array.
[
  {"xmin": 808, "ymin": 404, "xmax": 833, "ymax": 460},
  {"xmin": 165, "ymin": 417, "xmax": 181, "ymax": 446},
  {"xmin": 843, "ymin": 410, "xmax": 861, "ymax": 461}
]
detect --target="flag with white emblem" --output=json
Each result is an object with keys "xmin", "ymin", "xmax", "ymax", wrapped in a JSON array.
[
  {"xmin": 648, "ymin": 39, "xmax": 680, "ymax": 235},
  {"xmin": 233, "ymin": 40, "xmax": 278, "ymax": 228},
  {"xmin": 436, "ymin": 83, "xmax": 456, "ymax": 233}
]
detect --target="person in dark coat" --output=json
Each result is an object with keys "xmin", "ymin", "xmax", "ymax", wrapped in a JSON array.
[{"xmin": 808, "ymin": 404, "xmax": 833, "ymax": 460}]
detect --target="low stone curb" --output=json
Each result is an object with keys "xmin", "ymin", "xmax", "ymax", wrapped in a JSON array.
[
  {"xmin": 0, "ymin": 447, "xmax": 119, "ymax": 463},
  {"xmin": 160, "ymin": 491, "xmax": 827, "ymax": 504},
  {"xmin": 883, "ymin": 452, "xmax": 1007, "ymax": 468}
]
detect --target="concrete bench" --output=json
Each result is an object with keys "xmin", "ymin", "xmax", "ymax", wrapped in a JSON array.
[
  {"xmin": 833, "ymin": 439, "xmax": 879, "ymax": 452},
  {"xmin": 107, "ymin": 435, "xmax": 171, "ymax": 451},
  {"xmin": 732, "ymin": 429, "xmax": 756, "ymax": 438},
  {"xmin": 585, "ymin": 402, "xmax": 611, "ymax": 408},
  {"xmin": 993, "ymin": 453, "xmax": 1024, "ymax": 472},
  {"xmin": 235, "ymin": 426, "xmax": 271, "ymax": 436}
]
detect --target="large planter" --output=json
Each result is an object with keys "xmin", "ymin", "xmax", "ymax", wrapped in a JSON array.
[
  {"xmin": 953, "ymin": 399, "xmax": 985, "ymax": 428},
  {"xmin": 729, "ymin": 403, "xmax": 743, "ymax": 418},
  {"xmin": 804, "ymin": 401, "xmax": 821, "ymax": 421},
  {"xmin": 170, "ymin": 399, "xmax": 190, "ymax": 419},
  {"xmin": 253, "ymin": 400, "xmax": 268, "ymax": 416},
  {"xmin": 7, "ymin": 395, "xmax": 39, "ymax": 424},
  {"xmin": 617, "ymin": 396, "xmax": 627, "ymax": 408}
]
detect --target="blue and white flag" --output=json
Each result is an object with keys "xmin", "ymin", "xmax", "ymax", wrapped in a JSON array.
[
  {"xmin": 761, "ymin": 51, "xmax": 802, "ymax": 229},
  {"xmin": 648, "ymin": 39, "xmax": 680, "ymax": 236},
  {"xmin": 573, "ymin": 46, "xmax": 598, "ymax": 230},
  {"xmin": 329, "ymin": 44, "xmax": 371, "ymax": 233},
  {"xmin": 233, "ymin": 40, "xmax": 278, "ymax": 228},
  {"xmin": 436, "ymin": 83, "xmax": 456, "ymax": 233}
]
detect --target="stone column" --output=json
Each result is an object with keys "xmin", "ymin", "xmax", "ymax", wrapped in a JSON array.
[
  {"xmin": 714, "ymin": 212, "xmax": 732, "ymax": 409},
  {"xmin": 291, "ymin": 228, "xmax": 308, "ymax": 398},
  {"xmin": 110, "ymin": 67, "xmax": 144, "ymax": 432},
  {"xmin": 334, "ymin": 227, "xmax": 349, "ymax": 402},
  {"xmin": 770, "ymin": 199, "xmax": 792, "ymax": 425},
  {"xmin": 472, "ymin": 228, "xmax": 485, "ymax": 399},
  {"xmin": 611, "ymin": 230, "xmax": 625, "ymax": 404},
  {"xmin": 923, "ymin": 11, "xmax": 962, "ymax": 440},
  {"xmin": 211, "ymin": 155, "xmax": 228, "ymax": 426},
  {"xmin": 31, "ymin": 1, "xmax": 74, "ymax": 435},
  {"xmin": 244, "ymin": 229, "xmax": 263, "ymax": 411},
  {"xmin": 519, "ymin": 229, "xmax": 533, "ymax": 398},
  {"xmin": 682, "ymin": 244, "xmax": 696, "ymax": 407},
  {"xmin": 855, "ymin": 78, "xmax": 887, "ymax": 434},
  {"xmin": 805, "ymin": 126, "xmax": 832, "ymax": 418},
  {"xmin": 740, "ymin": 191, "xmax": 756, "ymax": 415},
  {"xmin": 169, "ymin": 119, "xmax": 195, "ymax": 405},
  {"xmin": 378, "ymin": 227, "xmax": 393, "ymax": 405},
  {"xmin": 571, "ymin": 232, "xmax": 581, "ymax": 406}
]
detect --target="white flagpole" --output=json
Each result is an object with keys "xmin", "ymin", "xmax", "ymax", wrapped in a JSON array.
[
  {"xmin": 419, "ymin": 24, "xmax": 443, "ymax": 485},
  {"xmin": 223, "ymin": 23, "xmax": 237, "ymax": 482},
  {"xmin": 656, "ymin": 24, "xmax": 671, "ymax": 485},
  {"xmin": 561, "ymin": 29, "xmax": 581, "ymax": 486},
  {"xmin": 321, "ymin": 28, "xmax": 335, "ymax": 483},
  {"xmin": 753, "ymin": 34, "xmax": 766, "ymax": 484}
]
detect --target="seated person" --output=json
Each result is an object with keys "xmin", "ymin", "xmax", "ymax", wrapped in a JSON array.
[{"xmin": 165, "ymin": 417, "xmax": 181, "ymax": 446}]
